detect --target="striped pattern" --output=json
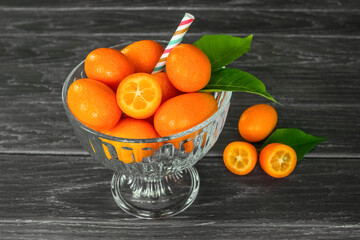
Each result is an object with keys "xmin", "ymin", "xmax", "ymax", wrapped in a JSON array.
[{"xmin": 152, "ymin": 13, "xmax": 195, "ymax": 74}]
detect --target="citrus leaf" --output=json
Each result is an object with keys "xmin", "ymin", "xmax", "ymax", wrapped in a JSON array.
[
  {"xmin": 262, "ymin": 128, "xmax": 326, "ymax": 162},
  {"xmin": 199, "ymin": 68, "xmax": 277, "ymax": 103},
  {"xmin": 193, "ymin": 35, "xmax": 253, "ymax": 72}
]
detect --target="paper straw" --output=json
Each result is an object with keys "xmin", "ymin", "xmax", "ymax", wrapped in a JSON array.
[{"xmin": 152, "ymin": 13, "xmax": 195, "ymax": 74}]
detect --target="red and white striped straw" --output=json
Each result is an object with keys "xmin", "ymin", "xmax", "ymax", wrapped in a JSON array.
[{"xmin": 152, "ymin": 13, "xmax": 195, "ymax": 74}]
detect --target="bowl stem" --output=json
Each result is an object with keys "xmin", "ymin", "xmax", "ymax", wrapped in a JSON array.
[{"xmin": 111, "ymin": 167, "xmax": 200, "ymax": 219}]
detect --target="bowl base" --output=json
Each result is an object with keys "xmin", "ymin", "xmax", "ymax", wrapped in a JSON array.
[{"xmin": 111, "ymin": 167, "xmax": 200, "ymax": 219}]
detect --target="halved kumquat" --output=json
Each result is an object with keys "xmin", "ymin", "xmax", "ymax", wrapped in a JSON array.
[
  {"xmin": 223, "ymin": 141, "xmax": 257, "ymax": 175},
  {"xmin": 116, "ymin": 73, "xmax": 162, "ymax": 119},
  {"xmin": 259, "ymin": 143, "xmax": 297, "ymax": 178}
]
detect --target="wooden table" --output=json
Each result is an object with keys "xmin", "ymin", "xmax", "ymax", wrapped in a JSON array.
[{"xmin": 1, "ymin": 1, "xmax": 359, "ymax": 239}]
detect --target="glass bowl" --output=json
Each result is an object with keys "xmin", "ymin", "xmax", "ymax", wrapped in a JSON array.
[{"xmin": 62, "ymin": 42, "xmax": 232, "ymax": 219}]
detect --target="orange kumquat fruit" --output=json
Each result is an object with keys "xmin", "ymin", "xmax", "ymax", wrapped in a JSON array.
[
  {"xmin": 223, "ymin": 141, "xmax": 258, "ymax": 175},
  {"xmin": 166, "ymin": 44, "xmax": 211, "ymax": 92},
  {"xmin": 259, "ymin": 143, "xmax": 297, "ymax": 178},
  {"xmin": 116, "ymin": 73, "xmax": 162, "ymax": 119},
  {"xmin": 152, "ymin": 72, "xmax": 182, "ymax": 103},
  {"xmin": 154, "ymin": 92, "xmax": 218, "ymax": 137},
  {"xmin": 238, "ymin": 104, "xmax": 278, "ymax": 142},
  {"xmin": 67, "ymin": 78, "xmax": 121, "ymax": 132},
  {"xmin": 85, "ymin": 48, "xmax": 134, "ymax": 91},
  {"xmin": 121, "ymin": 40, "xmax": 164, "ymax": 74},
  {"xmin": 102, "ymin": 118, "xmax": 160, "ymax": 163}
]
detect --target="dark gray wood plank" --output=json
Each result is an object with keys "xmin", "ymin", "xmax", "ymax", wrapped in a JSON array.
[
  {"xmin": 0, "ymin": 0, "xmax": 359, "ymax": 10},
  {"xmin": 0, "ymin": 154, "xmax": 359, "ymax": 239},
  {"xmin": 1, "ymin": 221, "xmax": 359, "ymax": 240},
  {"xmin": 1, "ymin": 9, "xmax": 360, "ymax": 36},
  {"xmin": 0, "ymin": 35, "xmax": 359, "ymax": 156},
  {"xmin": 1, "ymin": 1, "xmax": 359, "ymax": 239}
]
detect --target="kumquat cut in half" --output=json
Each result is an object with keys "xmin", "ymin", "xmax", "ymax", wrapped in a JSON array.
[
  {"xmin": 116, "ymin": 73, "xmax": 162, "ymax": 119},
  {"xmin": 259, "ymin": 143, "xmax": 297, "ymax": 178},
  {"xmin": 223, "ymin": 141, "xmax": 258, "ymax": 176}
]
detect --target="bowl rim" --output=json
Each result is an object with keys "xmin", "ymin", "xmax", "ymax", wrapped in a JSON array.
[{"xmin": 61, "ymin": 42, "xmax": 232, "ymax": 143}]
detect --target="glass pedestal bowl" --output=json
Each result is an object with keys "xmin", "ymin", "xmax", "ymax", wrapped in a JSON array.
[{"xmin": 62, "ymin": 43, "xmax": 232, "ymax": 219}]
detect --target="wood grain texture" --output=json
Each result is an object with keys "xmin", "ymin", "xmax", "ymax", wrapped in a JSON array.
[
  {"xmin": 1, "ymin": 9, "xmax": 360, "ymax": 37},
  {"xmin": 0, "ymin": 154, "xmax": 359, "ymax": 239},
  {"xmin": 1, "ymin": 1, "xmax": 360, "ymax": 238},
  {"xmin": 1, "ymin": 222, "xmax": 359, "ymax": 240},
  {"xmin": 0, "ymin": 36, "xmax": 359, "ymax": 156},
  {"xmin": 0, "ymin": 0, "xmax": 359, "ymax": 10}
]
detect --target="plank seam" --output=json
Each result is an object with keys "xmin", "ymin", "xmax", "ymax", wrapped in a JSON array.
[
  {"xmin": 0, "ymin": 7, "xmax": 359, "ymax": 13},
  {"xmin": 0, "ymin": 219, "xmax": 359, "ymax": 228},
  {"xmin": 1, "ymin": 33, "xmax": 360, "ymax": 39}
]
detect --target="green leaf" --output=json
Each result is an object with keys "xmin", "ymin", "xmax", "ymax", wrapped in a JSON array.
[
  {"xmin": 262, "ymin": 128, "xmax": 326, "ymax": 162},
  {"xmin": 199, "ymin": 68, "xmax": 277, "ymax": 103},
  {"xmin": 193, "ymin": 34, "xmax": 253, "ymax": 72}
]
